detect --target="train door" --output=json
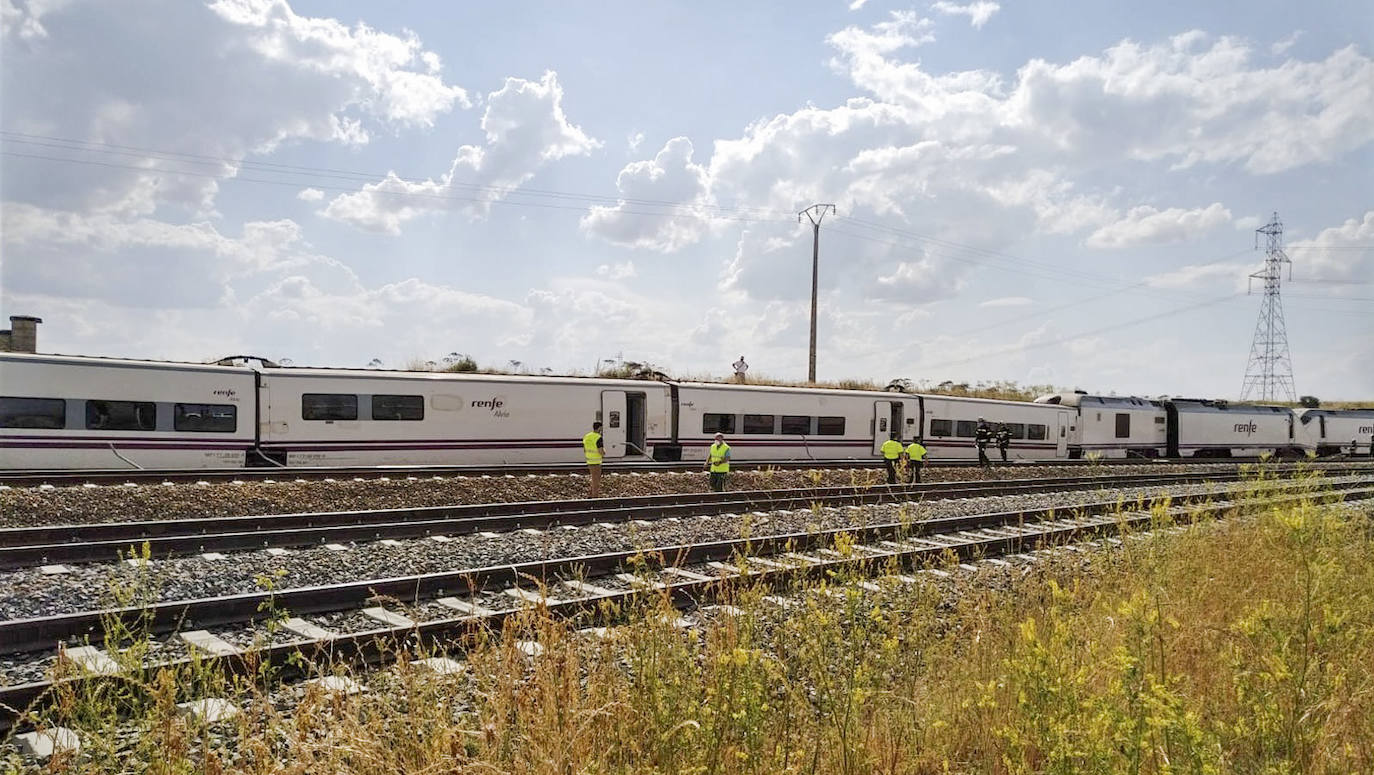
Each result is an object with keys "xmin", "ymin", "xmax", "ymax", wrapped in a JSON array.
[
  {"xmin": 624, "ymin": 392, "xmax": 647, "ymax": 457},
  {"xmin": 600, "ymin": 391, "xmax": 627, "ymax": 458},
  {"xmin": 1164, "ymin": 401, "xmax": 1180, "ymax": 457},
  {"xmin": 872, "ymin": 400, "xmax": 903, "ymax": 455},
  {"xmin": 1318, "ymin": 415, "xmax": 1326, "ymax": 440},
  {"xmin": 1056, "ymin": 413, "xmax": 1069, "ymax": 458}
]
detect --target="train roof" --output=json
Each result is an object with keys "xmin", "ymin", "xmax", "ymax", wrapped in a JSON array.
[
  {"xmin": 0, "ymin": 351, "xmax": 253, "ymax": 375},
  {"xmin": 1296, "ymin": 407, "xmax": 1374, "ymax": 418},
  {"xmin": 1167, "ymin": 398, "xmax": 1293, "ymax": 414},
  {"xmin": 1034, "ymin": 392, "xmax": 1160, "ymax": 408}
]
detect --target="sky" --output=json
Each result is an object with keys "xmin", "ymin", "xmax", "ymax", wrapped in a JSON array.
[{"xmin": 1, "ymin": 0, "xmax": 1371, "ymax": 399}]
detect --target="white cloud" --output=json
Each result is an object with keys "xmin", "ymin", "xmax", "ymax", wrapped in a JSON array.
[
  {"xmin": 580, "ymin": 137, "xmax": 715, "ymax": 252},
  {"xmin": 1086, "ymin": 203, "xmax": 1232, "ymax": 248},
  {"xmin": 848, "ymin": 0, "xmax": 870, "ymax": 10},
  {"xmin": 1, "ymin": 0, "xmax": 467, "ymax": 216},
  {"xmin": 1143, "ymin": 262, "xmax": 1251, "ymax": 289},
  {"xmin": 1272, "ymin": 30, "xmax": 1304, "ymax": 56},
  {"xmin": 627, "ymin": 131, "xmax": 644, "ymax": 152},
  {"xmin": 297, "ymin": 188, "xmax": 325, "ymax": 202},
  {"xmin": 1233, "ymin": 215, "xmax": 1263, "ymax": 231},
  {"xmin": 979, "ymin": 296, "xmax": 1033, "ymax": 307},
  {"xmin": 596, "ymin": 261, "xmax": 637, "ymax": 280},
  {"xmin": 323, "ymin": 70, "xmax": 599, "ymax": 233},
  {"xmin": 930, "ymin": 1, "xmax": 1000, "ymax": 29},
  {"xmin": 1289, "ymin": 209, "xmax": 1374, "ymax": 283}
]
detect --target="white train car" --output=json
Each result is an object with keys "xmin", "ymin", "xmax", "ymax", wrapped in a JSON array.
[
  {"xmin": 1035, "ymin": 392, "xmax": 1168, "ymax": 458},
  {"xmin": 1295, "ymin": 408, "xmax": 1374, "ymax": 457},
  {"xmin": 1165, "ymin": 399, "xmax": 1297, "ymax": 458},
  {"xmin": 674, "ymin": 382, "xmax": 920, "ymax": 462},
  {"xmin": 0, "ymin": 352, "xmax": 257, "ymax": 469},
  {"xmin": 922, "ymin": 394, "xmax": 1073, "ymax": 460},
  {"xmin": 255, "ymin": 367, "xmax": 673, "ymax": 466}
]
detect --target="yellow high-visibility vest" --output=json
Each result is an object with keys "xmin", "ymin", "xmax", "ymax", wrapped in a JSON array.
[
  {"xmin": 905, "ymin": 442, "xmax": 928, "ymax": 461},
  {"xmin": 881, "ymin": 439, "xmax": 903, "ymax": 460},
  {"xmin": 583, "ymin": 431, "xmax": 603, "ymax": 465},
  {"xmin": 708, "ymin": 442, "xmax": 731, "ymax": 473}
]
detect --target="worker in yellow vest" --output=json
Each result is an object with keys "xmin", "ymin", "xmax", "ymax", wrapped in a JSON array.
[
  {"xmin": 880, "ymin": 432, "xmax": 903, "ymax": 484},
  {"xmin": 583, "ymin": 421, "xmax": 605, "ymax": 497},
  {"xmin": 903, "ymin": 438, "xmax": 928, "ymax": 484},
  {"xmin": 704, "ymin": 432, "xmax": 731, "ymax": 491}
]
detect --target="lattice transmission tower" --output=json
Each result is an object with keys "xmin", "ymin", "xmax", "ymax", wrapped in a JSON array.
[{"xmin": 1239, "ymin": 211, "xmax": 1295, "ymax": 402}]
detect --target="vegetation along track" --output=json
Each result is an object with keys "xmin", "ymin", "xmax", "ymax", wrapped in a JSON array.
[
  {"xmin": 0, "ymin": 465, "xmax": 1361, "ymax": 569},
  {"xmin": 1, "ymin": 472, "xmax": 1367, "ymax": 733}
]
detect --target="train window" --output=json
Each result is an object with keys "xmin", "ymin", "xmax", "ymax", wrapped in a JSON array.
[
  {"xmin": 781, "ymin": 415, "xmax": 811, "ymax": 435},
  {"xmin": 372, "ymin": 394, "xmax": 424, "ymax": 421},
  {"xmin": 302, "ymin": 394, "xmax": 358, "ymax": 421},
  {"xmin": 743, "ymin": 414, "xmax": 775, "ymax": 434},
  {"xmin": 1005, "ymin": 423, "xmax": 1027, "ymax": 440},
  {"xmin": 817, "ymin": 416, "xmax": 846, "ymax": 435},
  {"xmin": 1028, "ymin": 424, "xmax": 1048, "ymax": 440},
  {"xmin": 173, "ymin": 403, "xmax": 236, "ymax": 433},
  {"xmin": 955, "ymin": 421, "xmax": 977, "ymax": 438},
  {"xmin": 1115, "ymin": 413, "xmax": 1131, "ymax": 438},
  {"xmin": 1154, "ymin": 417, "xmax": 1165, "ymax": 424},
  {"xmin": 0, "ymin": 397, "xmax": 66, "ymax": 429},
  {"xmin": 929, "ymin": 419, "xmax": 953, "ymax": 437},
  {"xmin": 702, "ymin": 413, "xmax": 735, "ymax": 434},
  {"xmin": 85, "ymin": 400, "xmax": 156, "ymax": 431}
]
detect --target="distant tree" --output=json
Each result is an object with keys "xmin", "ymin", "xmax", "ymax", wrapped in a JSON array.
[
  {"xmin": 1299, "ymin": 395, "xmax": 1321, "ymax": 408},
  {"xmin": 279, "ymin": 358, "xmax": 294, "ymax": 367},
  {"xmin": 367, "ymin": 358, "xmax": 383, "ymax": 368},
  {"xmin": 885, "ymin": 378, "xmax": 913, "ymax": 393},
  {"xmin": 508, "ymin": 360, "xmax": 523, "ymax": 372}
]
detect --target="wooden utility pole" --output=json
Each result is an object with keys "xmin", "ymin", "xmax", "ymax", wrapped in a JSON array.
[{"xmin": 799, "ymin": 204, "xmax": 836, "ymax": 383}]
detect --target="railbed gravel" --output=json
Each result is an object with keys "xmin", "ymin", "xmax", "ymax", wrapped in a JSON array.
[
  {"xmin": 4, "ymin": 474, "xmax": 1365, "ymax": 679},
  {"xmin": 6, "ymin": 461, "xmax": 1362, "ymax": 528}
]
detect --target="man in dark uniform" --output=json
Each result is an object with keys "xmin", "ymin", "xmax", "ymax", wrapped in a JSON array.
[
  {"xmin": 996, "ymin": 424, "xmax": 1011, "ymax": 463},
  {"xmin": 974, "ymin": 417, "xmax": 993, "ymax": 467}
]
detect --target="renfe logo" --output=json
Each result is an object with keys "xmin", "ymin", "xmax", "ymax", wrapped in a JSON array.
[
  {"xmin": 472, "ymin": 397, "xmax": 510, "ymax": 418},
  {"xmin": 1234, "ymin": 422, "xmax": 1258, "ymax": 435},
  {"xmin": 1360, "ymin": 425, "xmax": 1374, "ymax": 434}
]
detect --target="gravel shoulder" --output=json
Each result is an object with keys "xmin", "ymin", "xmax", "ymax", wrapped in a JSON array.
[{"xmin": 0, "ymin": 462, "xmax": 1336, "ymax": 527}]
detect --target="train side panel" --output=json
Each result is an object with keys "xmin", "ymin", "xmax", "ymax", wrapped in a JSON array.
[
  {"xmin": 0, "ymin": 353, "xmax": 256, "ymax": 469},
  {"xmin": 1074, "ymin": 396, "xmax": 1167, "ymax": 458},
  {"xmin": 1295, "ymin": 408, "xmax": 1374, "ymax": 456},
  {"xmin": 674, "ymin": 383, "xmax": 917, "ymax": 462},
  {"xmin": 258, "ymin": 369, "xmax": 672, "ymax": 466},
  {"xmin": 921, "ymin": 395, "xmax": 1073, "ymax": 460},
  {"xmin": 1169, "ymin": 400, "xmax": 1296, "ymax": 457}
]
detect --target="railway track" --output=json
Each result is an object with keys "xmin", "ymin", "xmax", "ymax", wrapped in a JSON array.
[
  {"xmin": 0, "ymin": 466, "xmax": 1355, "ymax": 569},
  {"xmin": 0, "ymin": 455, "xmax": 1308, "ymax": 488},
  {"xmin": 2, "ymin": 472, "xmax": 1367, "ymax": 734}
]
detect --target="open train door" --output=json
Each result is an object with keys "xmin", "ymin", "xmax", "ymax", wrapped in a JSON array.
[
  {"xmin": 872, "ymin": 400, "xmax": 902, "ymax": 455},
  {"xmin": 600, "ymin": 390, "xmax": 627, "ymax": 459}
]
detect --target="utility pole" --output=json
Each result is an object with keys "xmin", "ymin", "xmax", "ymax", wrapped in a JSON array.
[
  {"xmin": 799, "ymin": 203, "xmax": 836, "ymax": 383},
  {"xmin": 1240, "ymin": 211, "xmax": 1296, "ymax": 402}
]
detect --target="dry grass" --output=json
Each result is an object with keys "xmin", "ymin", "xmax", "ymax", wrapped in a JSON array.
[{"xmin": 7, "ymin": 475, "xmax": 1373, "ymax": 773}]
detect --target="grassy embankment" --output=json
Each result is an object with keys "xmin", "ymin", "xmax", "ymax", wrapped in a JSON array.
[{"xmin": 5, "ymin": 470, "xmax": 1372, "ymax": 773}]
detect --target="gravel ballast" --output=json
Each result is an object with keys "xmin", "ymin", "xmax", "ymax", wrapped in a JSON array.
[
  {"xmin": 3, "ymin": 462, "xmax": 1357, "ymax": 528},
  {"xmin": 4, "ymin": 475, "xmax": 1360, "ymax": 626}
]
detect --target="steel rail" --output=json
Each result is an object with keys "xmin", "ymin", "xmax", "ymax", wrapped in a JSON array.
[
  {"xmin": 0, "ymin": 456, "xmax": 1313, "ymax": 488},
  {"xmin": 0, "ymin": 467, "xmax": 1341, "ymax": 568},
  {"xmin": 2, "ymin": 476, "xmax": 1361, "ymax": 657},
  {"xmin": 2, "ymin": 483, "xmax": 1368, "ymax": 734}
]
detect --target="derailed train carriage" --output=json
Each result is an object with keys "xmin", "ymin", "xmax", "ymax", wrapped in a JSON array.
[{"xmin": 0, "ymin": 351, "xmax": 1368, "ymax": 470}]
